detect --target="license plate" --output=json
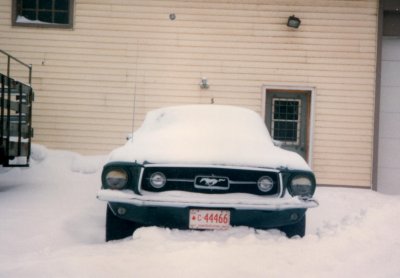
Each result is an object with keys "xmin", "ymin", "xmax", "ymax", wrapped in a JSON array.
[{"xmin": 189, "ymin": 209, "xmax": 230, "ymax": 230}]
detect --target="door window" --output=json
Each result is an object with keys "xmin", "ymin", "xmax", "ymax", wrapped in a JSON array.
[
  {"xmin": 265, "ymin": 90, "xmax": 311, "ymax": 161},
  {"xmin": 271, "ymin": 98, "xmax": 301, "ymax": 145}
]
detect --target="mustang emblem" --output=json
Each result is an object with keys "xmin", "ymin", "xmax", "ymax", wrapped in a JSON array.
[
  {"xmin": 194, "ymin": 176, "xmax": 229, "ymax": 190},
  {"xmin": 200, "ymin": 178, "xmax": 226, "ymax": 186}
]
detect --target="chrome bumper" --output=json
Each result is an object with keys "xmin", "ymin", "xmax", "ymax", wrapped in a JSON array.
[{"xmin": 97, "ymin": 189, "xmax": 318, "ymax": 210}]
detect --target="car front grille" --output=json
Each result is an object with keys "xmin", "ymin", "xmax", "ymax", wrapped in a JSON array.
[{"xmin": 140, "ymin": 165, "xmax": 281, "ymax": 196}]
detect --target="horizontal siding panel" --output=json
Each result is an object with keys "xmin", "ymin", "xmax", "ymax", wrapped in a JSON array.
[
  {"xmin": 78, "ymin": 1, "xmax": 376, "ymax": 16},
  {"xmin": 34, "ymin": 102, "xmax": 134, "ymax": 114},
  {"xmin": 313, "ymin": 145, "xmax": 372, "ymax": 156},
  {"xmin": 316, "ymin": 114, "xmax": 374, "ymax": 124},
  {"xmin": 3, "ymin": 55, "xmax": 374, "ymax": 74},
  {"xmin": 135, "ymin": 95, "xmax": 205, "ymax": 104},
  {"xmin": 0, "ymin": 36, "xmax": 376, "ymax": 62},
  {"xmin": 123, "ymin": 73, "xmax": 375, "ymax": 87},
  {"xmin": 313, "ymin": 152, "xmax": 371, "ymax": 162},
  {"xmin": 40, "ymin": 142, "xmax": 119, "ymax": 155},
  {"xmin": 315, "ymin": 121, "xmax": 372, "ymax": 130},
  {"xmin": 76, "ymin": 11, "xmax": 377, "ymax": 29},
  {"xmin": 316, "ymin": 101, "xmax": 374, "ymax": 111},
  {"xmin": 314, "ymin": 165, "xmax": 371, "ymax": 175},
  {"xmin": 316, "ymin": 83, "xmax": 375, "ymax": 91},
  {"xmin": 316, "ymin": 127, "xmax": 373, "ymax": 138},
  {"xmin": 136, "ymin": 90, "xmax": 256, "ymax": 99},
  {"xmin": 316, "ymin": 177, "xmax": 371, "ymax": 186},
  {"xmin": 39, "ymin": 86, "xmax": 132, "ymax": 97},
  {"xmin": 39, "ymin": 78, "xmax": 131, "ymax": 89},
  {"xmin": 34, "ymin": 129, "xmax": 128, "ymax": 142},
  {"xmin": 34, "ymin": 115, "xmax": 133, "ymax": 127},
  {"xmin": 34, "ymin": 109, "xmax": 134, "ymax": 121},
  {"xmin": 314, "ymin": 133, "xmax": 373, "ymax": 143},
  {"xmin": 35, "ymin": 133, "xmax": 127, "ymax": 147},
  {"xmin": 74, "ymin": 16, "xmax": 376, "ymax": 39},
  {"xmin": 38, "ymin": 95, "xmax": 134, "ymax": 108},
  {"xmin": 314, "ymin": 138, "xmax": 372, "ymax": 148},
  {"xmin": 315, "ymin": 107, "xmax": 374, "ymax": 117},
  {"xmin": 38, "ymin": 122, "xmax": 131, "ymax": 133},
  {"xmin": 317, "ymin": 95, "xmax": 374, "ymax": 104},
  {"xmin": 316, "ymin": 171, "xmax": 371, "ymax": 182},
  {"xmin": 313, "ymin": 158, "xmax": 371, "ymax": 168},
  {"xmin": 1, "ymin": 44, "xmax": 129, "ymax": 57},
  {"xmin": 2, "ymin": 61, "xmax": 374, "ymax": 81}
]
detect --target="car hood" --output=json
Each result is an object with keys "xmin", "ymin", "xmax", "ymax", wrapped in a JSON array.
[{"xmin": 108, "ymin": 105, "xmax": 311, "ymax": 171}]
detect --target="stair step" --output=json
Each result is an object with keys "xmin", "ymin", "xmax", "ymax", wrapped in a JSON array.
[
  {"xmin": 0, "ymin": 141, "xmax": 30, "ymax": 157},
  {"xmin": 0, "ymin": 114, "xmax": 29, "ymax": 123},
  {"xmin": 1, "ymin": 85, "xmax": 32, "ymax": 95},
  {"xmin": 1, "ymin": 87, "xmax": 33, "ymax": 102},
  {"xmin": 0, "ymin": 98, "xmax": 31, "ymax": 114},
  {"xmin": 1, "ymin": 122, "xmax": 32, "ymax": 138},
  {"xmin": 0, "ymin": 75, "xmax": 30, "ymax": 88}
]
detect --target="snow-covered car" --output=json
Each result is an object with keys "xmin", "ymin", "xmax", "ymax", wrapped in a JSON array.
[{"xmin": 97, "ymin": 105, "xmax": 318, "ymax": 241}]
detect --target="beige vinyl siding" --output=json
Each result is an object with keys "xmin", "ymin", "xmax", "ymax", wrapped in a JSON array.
[{"xmin": 0, "ymin": 0, "xmax": 378, "ymax": 187}]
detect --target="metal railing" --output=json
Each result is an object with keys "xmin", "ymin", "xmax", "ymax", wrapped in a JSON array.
[
  {"xmin": 0, "ymin": 49, "xmax": 32, "ymax": 85},
  {"xmin": 0, "ymin": 50, "xmax": 34, "ymax": 167}
]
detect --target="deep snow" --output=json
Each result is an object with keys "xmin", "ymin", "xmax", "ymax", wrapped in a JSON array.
[{"xmin": 1, "ymin": 145, "xmax": 400, "ymax": 278}]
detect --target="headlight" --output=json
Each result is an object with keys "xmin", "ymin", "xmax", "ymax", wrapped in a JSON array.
[
  {"xmin": 105, "ymin": 169, "xmax": 128, "ymax": 189},
  {"xmin": 257, "ymin": 176, "xmax": 274, "ymax": 193},
  {"xmin": 149, "ymin": 172, "xmax": 166, "ymax": 189},
  {"xmin": 289, "ymin": 175, "xmax": 315, "ymax": 197}
]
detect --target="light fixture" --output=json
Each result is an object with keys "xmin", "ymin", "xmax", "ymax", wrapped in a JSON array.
[
  {"xmin": 200, "ymin": 77, "xmax": 209, "ymax": 89},
  {"xmin": 287, "ymin": 15, "xmax": 301, "ymax": 28}
]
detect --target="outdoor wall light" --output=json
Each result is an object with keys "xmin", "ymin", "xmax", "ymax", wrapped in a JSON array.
[
  {"xmin": 200, "ymin": 77, "xmax": 209, "ymax": 89},
  {"xmin": 287, "ymin": 15, "xmax": 301, "ymax": 28}
]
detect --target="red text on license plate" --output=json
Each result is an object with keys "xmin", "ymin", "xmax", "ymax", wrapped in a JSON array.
[{"xmin": 189, "ymin": 209, "xmax": 230, "ymax": 230}]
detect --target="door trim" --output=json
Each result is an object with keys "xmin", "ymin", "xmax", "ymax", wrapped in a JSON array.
[{"xmin": 261, "ymin": 85, "xmax": 316, "ymax": 167}]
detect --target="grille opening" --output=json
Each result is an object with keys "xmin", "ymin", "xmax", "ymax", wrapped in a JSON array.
[{"xmin": 141, "ymin": 166, "xmax": 280, "ymax": 196}]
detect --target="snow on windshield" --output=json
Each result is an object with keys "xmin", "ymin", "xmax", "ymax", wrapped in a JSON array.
[{"xmin": 109, "ymin": 105, "xmax": 310, "ymax": 171}]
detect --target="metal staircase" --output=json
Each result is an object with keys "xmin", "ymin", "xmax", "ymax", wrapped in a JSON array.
[{"xmin": 0, "ymin": 50, "xmax": 34, "ymax": 167}]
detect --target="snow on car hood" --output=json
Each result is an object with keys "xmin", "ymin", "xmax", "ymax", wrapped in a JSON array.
[{"xmin": 108, "ymin": 105, "xmax": 311, "ymax": 171}]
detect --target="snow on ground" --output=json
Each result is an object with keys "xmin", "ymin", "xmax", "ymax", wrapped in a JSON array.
[{"xmin": 1, "ymin": 145, "xmax": 400, "ymax": 278}]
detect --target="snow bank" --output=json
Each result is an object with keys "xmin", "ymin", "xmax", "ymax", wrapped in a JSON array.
[
  {"xmin": 1, "ymin": 146, "xmax": 400, "ymax": 277},
  {"xmin": 109, "ymin": 105, "xmax": 310, "ymax": 171}
]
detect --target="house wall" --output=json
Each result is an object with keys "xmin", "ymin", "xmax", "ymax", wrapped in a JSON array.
[{"xmin": 0, "ymin": 0, "xmax": 378, "ymax": 187}]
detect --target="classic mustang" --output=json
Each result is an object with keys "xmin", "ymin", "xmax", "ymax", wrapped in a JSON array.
[{"xmin": 97, "ymin": 105, "xmax": 318, "ymax": 241}]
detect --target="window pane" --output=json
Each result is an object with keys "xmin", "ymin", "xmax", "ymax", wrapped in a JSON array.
[
  {"xmin": 22, "ymin": 0, "xmax": 37, "ymax": 9},
  {"xmin": 39, "ymin": 0, "xmax": 52, "ymax": 10},
  {"xmin": 38, "ymin": 11, "xmax": 52, "ymax": 23},
  {"xmin": 21, "ymin": 10, "xmax": 36, "ymax": 20},
  {"xmin": 273, "ymin": 100, "xmax": 299, "ymax": 120},
  {"xmin": 55, "ymin": 0, "xmax": 69, "ymax": 10},
  {"xmin": 273, "ymin": 122, "xmax": 298, "ymax": 142},
  {"xmin": 271, "ymin": 98, "xmax": 301, "ymax": 144},
  {"xmin": 55, "ymin": 12, "xmax": 69, "ymax": 24}
]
